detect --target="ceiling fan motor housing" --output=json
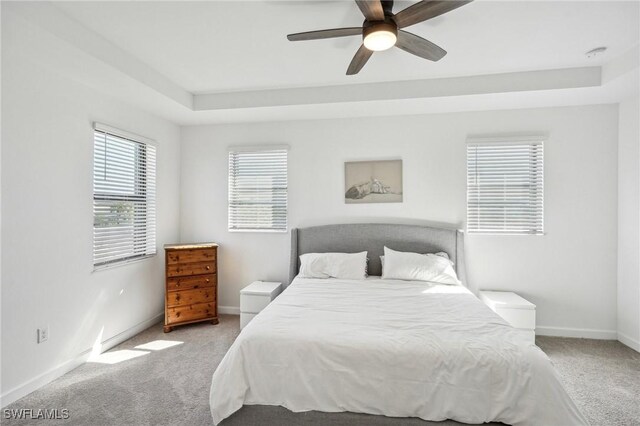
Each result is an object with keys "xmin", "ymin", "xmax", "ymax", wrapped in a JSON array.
[{"xmin": 362, "ymin": 17, "xmax": 398, "ymax": 41}]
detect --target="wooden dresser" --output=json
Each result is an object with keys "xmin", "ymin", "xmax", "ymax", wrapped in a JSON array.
[{"xmin": 164, "ymin": 243, "xmax": 218, "ymax": 332}]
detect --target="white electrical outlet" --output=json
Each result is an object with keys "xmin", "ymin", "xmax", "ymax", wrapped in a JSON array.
[{"xmin": 37, "ymin": 326, "xmax": 49, "ymax": 344}]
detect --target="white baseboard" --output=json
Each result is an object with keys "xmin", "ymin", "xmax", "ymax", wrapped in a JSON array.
[
  {"xmin": 219, "ymin": 305, "xmax": 240, "ymax": 315},
  {"xmin": 0, "ymin": 313, "xmax": 163, "ymax": 408},
  {"xmin": 617, "ymin": 332, "xmax": 640, "ymax": 352},
  {"xmin": 536, "ymin": 325, "xmax": 617, "ymax": 340}
]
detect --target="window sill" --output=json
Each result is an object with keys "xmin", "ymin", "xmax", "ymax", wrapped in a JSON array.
[
  {"xmin": 93, "ymin": 253, "xmax": 157, "ymax": 272},
  {"xmin": 228, "ymin": 229, "xmax": 288, "ymax": 234},
  {"xmin": 466, "ymin": 232, "xmax": 546, "ymax": 236}
]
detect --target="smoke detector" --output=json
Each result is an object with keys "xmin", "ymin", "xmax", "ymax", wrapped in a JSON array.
[{"xmin": 585, "ymin": 47, "xmax": 607, "ymax": 58}]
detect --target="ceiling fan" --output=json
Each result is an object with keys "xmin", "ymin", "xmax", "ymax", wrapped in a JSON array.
[{"xmin": 287, "ymin": 0, "xmax": 473, "ymax": 75}]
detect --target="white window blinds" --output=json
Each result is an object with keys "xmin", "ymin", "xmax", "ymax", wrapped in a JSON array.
[
  {"xmin": 467, "ymin": 138, "xmax": 544, "ymax": 235},
  {"xmin": 93, "ymin": 124, "xmax": 157, "ymax": 268},
  {"xmin": 228, "ymin": 147, "xmax": 288, "ymax": 232}
]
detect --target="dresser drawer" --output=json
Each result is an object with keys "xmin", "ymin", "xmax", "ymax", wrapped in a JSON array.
[
  {"xmin": 167, "ymin": 261, "xmax": 216, "ymax": 277},
  {"xmin": 167, "ymin": 274, "xmax": 215, "ymax": 292},
  {"xmin": 167, "ymin": 248, "xmax": 216, "ymax": 264},
  {"xmin": 166, "ymin": 302, "xmax": 216, "ymax": 324},
  {"xmin": 167, "ymin": 288, "xmax": 215, "ymax": 307}
]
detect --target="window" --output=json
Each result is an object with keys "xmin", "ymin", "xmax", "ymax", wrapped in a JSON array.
[
  {"xmin": 228, "ymin": 147, "xmax": 288, "ymax": 232},
  {"xmin": 467, "ymin": 137, "xmax": 544, "ymax": 235},
  {"xmin": 93, "ymin": 123, "xmax": 156, "ymax": 268}
]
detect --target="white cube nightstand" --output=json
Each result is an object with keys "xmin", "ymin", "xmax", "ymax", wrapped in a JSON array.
[
  {"xmin": 479, "ymin": 291, "xmax": 536, "ymax": 344},
  {"xmin": 240, "ymin": 281, "xmax": 283, "ymax": 329}
]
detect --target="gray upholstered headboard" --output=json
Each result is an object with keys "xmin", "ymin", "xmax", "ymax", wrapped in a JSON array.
[{"xmin": 288, "ymin": 223, "xmax": 467, "ymax": 287}]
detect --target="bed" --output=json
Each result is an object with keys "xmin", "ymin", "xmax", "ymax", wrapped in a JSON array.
[{"xmin": 210, "ymin": 223, "xmax": 587, "ymax": 426}]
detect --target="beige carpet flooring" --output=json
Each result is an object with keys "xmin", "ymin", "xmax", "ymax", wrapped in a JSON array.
[{"xmin": 3, "ymin": 315, "xmax": 639, "ymax": 425}]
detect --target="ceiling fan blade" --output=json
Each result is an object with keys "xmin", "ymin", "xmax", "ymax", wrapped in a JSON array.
[
  {"xmin": 396, "ymin": 30, "xmax": 447, "ymax": 61},
  {"xmin": 355, "ymin": 0, "xmax": 385, "ymax": 21},
  {"xmin": 394, "ymin": 0, "xmax": 472, "ymax": 28},
  {"xmin": 287, "ymin": 27, "xmax": 362, "ymax": 41},
  {"xmin": 347, "ymin": 44, "xmax": 373, "ymax": 75}
]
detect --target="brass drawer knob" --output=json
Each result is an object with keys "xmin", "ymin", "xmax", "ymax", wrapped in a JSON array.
[{"xmin": 206, "ymin": 266, "xmax": 211, "ymax": 270}]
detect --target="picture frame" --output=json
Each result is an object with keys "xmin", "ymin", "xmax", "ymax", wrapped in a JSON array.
[{"xmin": 344, "ymin": 159, "xmax": 403, "ymax": 204}]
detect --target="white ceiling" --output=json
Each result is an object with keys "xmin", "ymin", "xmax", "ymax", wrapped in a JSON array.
[
  {"xmin": 5, "ymin": 1, "xmax": 638, "ymax": 124},
  {"xmin": 53, "ymin": 0, "xmax": 640, "ymax": 93}
]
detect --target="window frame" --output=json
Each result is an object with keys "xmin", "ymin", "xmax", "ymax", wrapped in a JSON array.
[
  {"xmin": 227, "ymin": 145, "xmax": 289, "ymax": 233},
  {"xmin": 466, "ymin": 135, "xmax": 545, "ymax": 236},
  {"xmin": 92, "ymin": 123, "xmax": 157, "ymax": 270}
]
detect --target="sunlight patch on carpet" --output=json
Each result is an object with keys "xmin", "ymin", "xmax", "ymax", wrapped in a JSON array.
[
  {"xmin": 135, "ymin": 340, "xmax": 184, "ymax": 351},
  {"xmin": 88, "ymin": 349, "xmax": 150, "ymax": 364}
]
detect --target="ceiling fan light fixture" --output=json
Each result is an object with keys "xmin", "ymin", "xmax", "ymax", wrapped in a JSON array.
[
  {"xmin": 363, "ymin": 21, "xmax": 398, "ymax": 52},
  {"xmin": 364, "ymin": 30, "xmax": 397, "ymax": 51}
]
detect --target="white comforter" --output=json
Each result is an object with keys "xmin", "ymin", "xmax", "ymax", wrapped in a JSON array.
[{"xmin": 210, "ymin": 278, "xmax": 587, "ymax": 425}]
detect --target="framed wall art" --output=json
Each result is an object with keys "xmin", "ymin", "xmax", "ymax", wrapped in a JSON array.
[{"xmin": 344, "ymin": 159, "xmax": 403, "ymax": 204}]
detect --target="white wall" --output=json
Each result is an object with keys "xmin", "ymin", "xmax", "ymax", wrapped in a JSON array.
[
  {"xmin": 617, "ymin": 96, "xmax": 640, "ymax": 351},
  {"xmin": 180, "ymin": 104, "xmax": 619, "ymax": 338},
  {"xmin": 1, "ymin": 9, "xmax": 181, "ymax": 405},
  {"xmin": 0, "ymin": 2, "xmax": 4, "ymax": 398}
]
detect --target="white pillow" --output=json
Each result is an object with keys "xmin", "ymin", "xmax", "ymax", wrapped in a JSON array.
[
  {"xmin": 299, "ymin": 252, "xmax": 368, "ymax": 280},
  {"xmin": 380, "ymin": 251, "xmax": 451, "ymax": 271},
  {"xmin": 381, "ymin": 247, "xmax": 460, "ymax": 285}
]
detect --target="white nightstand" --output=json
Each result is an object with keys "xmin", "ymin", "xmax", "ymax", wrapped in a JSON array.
[
  {"xmin": 240, "ymin": 281, "xmax": 283, "ymax": 329},
  {"xmin": 479, "ymin": 291, "xmax": 536, "ymax": 344}
]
